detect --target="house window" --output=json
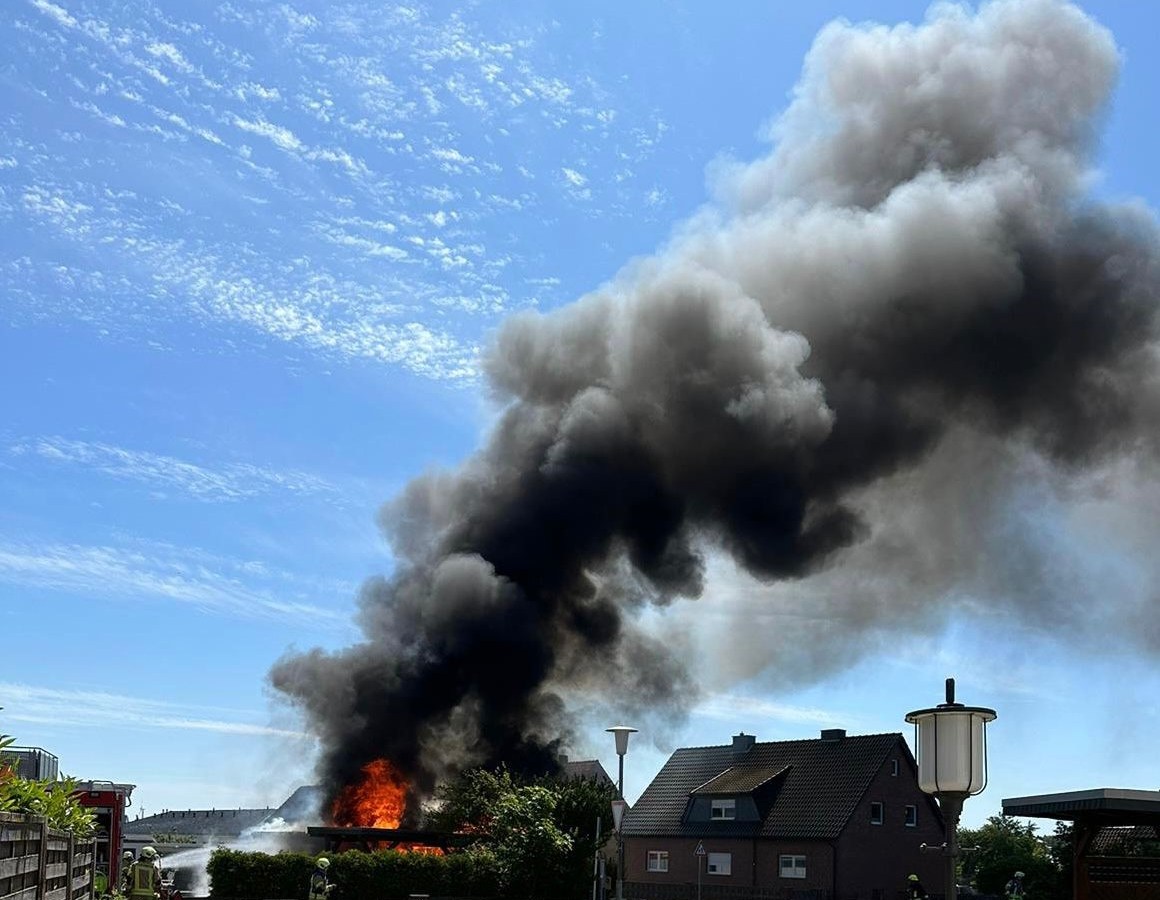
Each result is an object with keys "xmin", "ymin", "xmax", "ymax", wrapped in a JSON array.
[
  {"xmin": 779, "ymin": 855, "xmax": 807, "ymax": 879},
  {"xmin": 647, "ymin": 851, "xmax": 669, "ymax": 872},
  {"xmin": 710, "ymin": 798, "xmax": 736, "ymax": 820},
  {"xmin": 905, "ymin": 805, "xmax": 917, "ymax": 827},
  {"xmin": 891, "ymin": 759, "xmax": 899, "ymax": 776},
  {"xmin": 870, "ymin": 802, "xmax": 884, "ymax": 825},
  {"xmin": 707, "ymin": 852, "xmax": 732, "ymax": 876}
]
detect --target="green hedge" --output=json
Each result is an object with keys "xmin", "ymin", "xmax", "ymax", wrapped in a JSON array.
[{"xmin": 207, "ymin": 848, "xmax": 501, "ymax": 900}]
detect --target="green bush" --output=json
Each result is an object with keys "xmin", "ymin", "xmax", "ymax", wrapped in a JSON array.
[
  {"xmin": 206, "ymin": 847, "xmax": 501, "ymax": 899},
  {"xmin": 426, "ymin": 765, "xmax": 615, "ymax": 900},
  {"xmin": 207, "ymin": 849, "xmax": 313, "ymax": 899}
]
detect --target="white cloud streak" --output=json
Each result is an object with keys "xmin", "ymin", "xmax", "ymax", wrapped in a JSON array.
[
  {"xmin": 0, "ymin": 682, "xmax": 306, "ymax": 739},
  {"xmin": 695, "ymin": 692, "xmax": 857, "ymax": 728},
  {"xmin": 8, "ymin": 436, "xmax": 337, "ymax": 503},
  {"xmin": 0, "ymin": 538, "xmax": 349, "ymax": 625}
]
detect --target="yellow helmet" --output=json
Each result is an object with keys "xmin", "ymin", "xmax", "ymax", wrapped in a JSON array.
[
  {"xmin": 908, "ymin": 875, "xmax": 920, "ymax": 882},
  {"xmin": 141, "ymin": 847, "xmax": 158, "ymax": 860},
  {"xmin": 317, "ymin": 858, "xmax": 330, "ymax": 869}
]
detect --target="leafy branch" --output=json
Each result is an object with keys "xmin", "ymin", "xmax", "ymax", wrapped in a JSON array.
[{"xmin": 1, "ymin": 715, "xmax": 97, "ymax": 838}]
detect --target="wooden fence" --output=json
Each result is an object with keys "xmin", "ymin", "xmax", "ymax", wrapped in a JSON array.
[{"xmin": 0, "ymin": 811, "xmax": 95, "ymax": 900}]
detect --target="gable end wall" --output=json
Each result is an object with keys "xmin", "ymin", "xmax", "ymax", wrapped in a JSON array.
[{"xmin": 834, "ymin": 742, "xmax": 946, "ymax": 897}]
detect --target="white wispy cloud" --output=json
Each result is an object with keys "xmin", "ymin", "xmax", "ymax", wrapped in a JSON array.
[
  {"xmin": 9, "ymin": 436, "xmax": 337, "ymax": 502},
  {"xmin": 0, "ymin": 682, "xmax": 306, "ymax": 739},
  {"xmin": 29, "ymin": 0, "xmax": 76, "ymax": 30},
  {"xmin": 8, "ymin": 0, "xmax": 675, "ymax": 379},
  {"xmin": 560, "ymin": 167, "xmax": 587, "ymax": 187},
  {"xmin": 0, "ymin": 538, "xmax": 349, "ymax": 625},
  {"xmin": 18, "ymin": 183, "xmax": 478, "ymax": 378},
  {"xmin": 145, "ymin": 41, "xmax": 194, "ymax": 74},
  {"xmin": 232, "ymin": 114, "xmax": 302, "ymax": 151},
  {"xmin": 695, "ymin": 692, "xmax": 857, "ymax": 728}
]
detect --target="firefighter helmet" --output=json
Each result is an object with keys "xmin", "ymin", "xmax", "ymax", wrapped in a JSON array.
[
  {"xmin": 123, "ymin": 851, "xmax": 134, "ymax": 859},
  {"xmin": 141, "ymin": 847, "xmax": 158, "ymax": 860},
  {"xmin": 1014, "ymin": 872, "xmax": 1025, "ymax": 879},
  {"xmin": 908, "ymin": 875, "xmax": 920, "ymax": 882},
  {"xmin": 317, "ymin": 858, "xmax": 330, "ymax": 869}
]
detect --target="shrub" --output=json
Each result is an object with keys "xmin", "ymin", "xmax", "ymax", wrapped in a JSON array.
[{"xmin": 206, "ymin": 847, "xmax": 501, "ymax": 900}]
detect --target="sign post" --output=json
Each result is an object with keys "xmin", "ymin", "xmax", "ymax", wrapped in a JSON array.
[{"xmin": 695, "ymin": 842, "xmax": 706, "ymax": 900}]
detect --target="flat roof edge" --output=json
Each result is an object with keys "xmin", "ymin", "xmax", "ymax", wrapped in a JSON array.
[
  {"xmin": 1003, "ymin": 788, "xmax": 1160, "ymax": 820},
  {"xmin": 1004, "ymin": 789, "xmax": 1160, "ymax": 806}
]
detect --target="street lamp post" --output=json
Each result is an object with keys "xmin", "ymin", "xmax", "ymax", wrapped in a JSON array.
[
  {"xmin": 905, "ymin": 678, "xmax": 996, "ymax": 900},
  {"xmin": 606, "ymin": 725, "xmax": 638, "ymax": 900}
]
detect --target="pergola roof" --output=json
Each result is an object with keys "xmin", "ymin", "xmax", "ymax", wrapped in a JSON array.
[
  {"xmin": 1003, "ymin": 789, "xmax": 1160, "ymax": 824},
  {"xmin": 1003, "ymin": 789, "xmax": 1160, "ymax": 900}
]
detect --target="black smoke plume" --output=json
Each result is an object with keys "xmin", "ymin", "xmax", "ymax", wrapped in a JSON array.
[{"xmin": 269, "ymin": 0, "xmax": 1160, "ymax": 813}]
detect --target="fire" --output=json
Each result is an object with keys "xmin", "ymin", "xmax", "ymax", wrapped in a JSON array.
[{"xmin": 332, "ymin": 759, "xmax": 407, "ymax": 828}]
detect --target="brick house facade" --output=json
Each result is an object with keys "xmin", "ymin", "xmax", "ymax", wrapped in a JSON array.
[{"xmin": 621, "ymin": 730, "xmax": 945, "ymax": 900}]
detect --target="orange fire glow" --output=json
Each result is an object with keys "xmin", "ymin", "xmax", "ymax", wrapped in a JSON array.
[{"xmin": 331, "ymin": 758, "xmax": 407, "ymax": 828}]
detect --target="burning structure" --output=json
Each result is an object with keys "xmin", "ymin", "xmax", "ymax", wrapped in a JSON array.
[{"xmin": 270, "ymin": 0, "xmax": 1160, "ymax": 822}]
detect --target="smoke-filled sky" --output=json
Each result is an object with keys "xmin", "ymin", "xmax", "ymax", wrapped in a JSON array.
[
  {"xmin": 266, "ymin": 0, "xmax": 1160, "ymax": 811},
  {"xmin": 4, "ymin": 0, "xmax": 1160, "ymax": 829}
]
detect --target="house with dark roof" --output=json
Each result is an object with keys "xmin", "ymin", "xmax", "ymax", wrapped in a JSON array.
[
  {"xmin": 621, "ymin": 729, "xmax": 945, "ymax": 900},
  {"xmin": 562, "ymin": 758, "xmax": 616, "ymax": 788},
  {"xmin": 122, "ymin": 806, "xmax": 278, "ymax": 853}
]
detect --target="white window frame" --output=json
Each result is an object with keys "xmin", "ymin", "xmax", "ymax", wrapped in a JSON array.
[
  {"xmin": 646, "ymin": 850, "xmax": 669, "ymax": 872},
  {"xmin": 710, "ymin": 798, "xmax": 736, "ymax": 820},
  {"xmin": 891, "ymin": 759, "xmax": 900, "ymax": 776},
  {"xmin": 905, "ymin": 805, "xmax": 917, "ymax": 827},
  {"xmin": 870, "ymin": 801, "xmax": 884, "ymax": 825},
  {"xmin": 779, "ymin": 854, "xmax": 807, "ymax": 879},
  {"xmin": 706, "ymin": 852, "xmax": 732, "ymax": 876}
]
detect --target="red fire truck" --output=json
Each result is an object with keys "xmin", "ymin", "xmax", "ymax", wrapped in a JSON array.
[{"xmin": 74, "ymin": 780, "xmax": 136, "ymax": 893}]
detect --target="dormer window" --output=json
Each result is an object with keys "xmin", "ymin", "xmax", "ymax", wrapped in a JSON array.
[{"xmin": 711, "ymin": 798, "xmax": 737, "ymax": 820}]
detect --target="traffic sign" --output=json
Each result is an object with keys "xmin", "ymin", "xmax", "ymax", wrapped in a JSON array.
[{"xmin": 694, "ymin": 841, "xmax": 706, "ymax": 857}]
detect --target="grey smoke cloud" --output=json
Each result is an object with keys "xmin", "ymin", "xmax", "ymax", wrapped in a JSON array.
[{"xmin": 270, "ymin": 0, "xmax": 1160, "ymax": 809}]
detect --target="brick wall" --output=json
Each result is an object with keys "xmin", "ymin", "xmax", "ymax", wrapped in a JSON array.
[{"xmin": 832, "ymin": 746, "xmax": 946, "ymax": 899}]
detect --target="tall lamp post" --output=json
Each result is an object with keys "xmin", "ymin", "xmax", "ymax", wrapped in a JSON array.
[
  {"xmin": 607, "ymin": 725, "xmax": 638, "ymax": 900},
  {"xmin": 905, "ymin": 678, "xmax": 996, "ymax": 900}
]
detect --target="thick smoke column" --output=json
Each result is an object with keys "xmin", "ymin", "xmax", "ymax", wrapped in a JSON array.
[{"xmin": 270, "ymin": 0, "xmax": 1160, "ymax": 810}]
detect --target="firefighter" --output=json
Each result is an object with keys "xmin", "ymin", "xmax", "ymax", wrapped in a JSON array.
[
  {"xmin": 906, "ymin": 874, "xmax": 929, "ymax": 900},
  {"xmin": 120, "ymin": 851, "xmax": 137, "ymax": 894},
  {"xmin": 308, "ymin": 857, "xmax": 335, "ymax": 900},
  {"xmin": 1005, "ymin": 871, "xmax": 1026, "ymax": 900},
  {"xmin": 128, "ymin": 847, "xmax": 163, "ymax": 900}
]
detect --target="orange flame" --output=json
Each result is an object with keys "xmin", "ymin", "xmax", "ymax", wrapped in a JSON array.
[{"xmin": 331, "ymin": 759, "xmax": 407, "ymax": 828}]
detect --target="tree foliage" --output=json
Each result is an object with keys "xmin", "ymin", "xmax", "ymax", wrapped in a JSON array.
[
  {"xmin": 426, "ymin": 765, "xmax": 617, "ymax": 900},
  {"xmin": 0, "ymin": 723, "xmax": 97, "ymax": 838},
  {"xmin": 958, "ymin": 816, "xmax": 1058, "ymax": 899}
]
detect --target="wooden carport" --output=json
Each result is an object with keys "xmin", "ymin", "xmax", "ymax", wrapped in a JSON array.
[{"xmin": 1003, "ymin": 789, "xmax": 1160, "ymax": 900}]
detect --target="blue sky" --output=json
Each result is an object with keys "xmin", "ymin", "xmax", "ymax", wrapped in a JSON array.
[{"xmin": 3, "ymin": 0, "xmax": 1159, "ymax": 832}]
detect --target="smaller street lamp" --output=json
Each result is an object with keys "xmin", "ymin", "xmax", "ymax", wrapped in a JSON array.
[
  {"xmin": 611, "ymin": 798, "xmax": 628, "ymax": 831},
  {"xmin": 905, "ymin": 678, "xmax": 996, "ymax": 900},
  {"xmin": 606, "ymin": 726, "xmax": 638, "ymax": 900}
]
